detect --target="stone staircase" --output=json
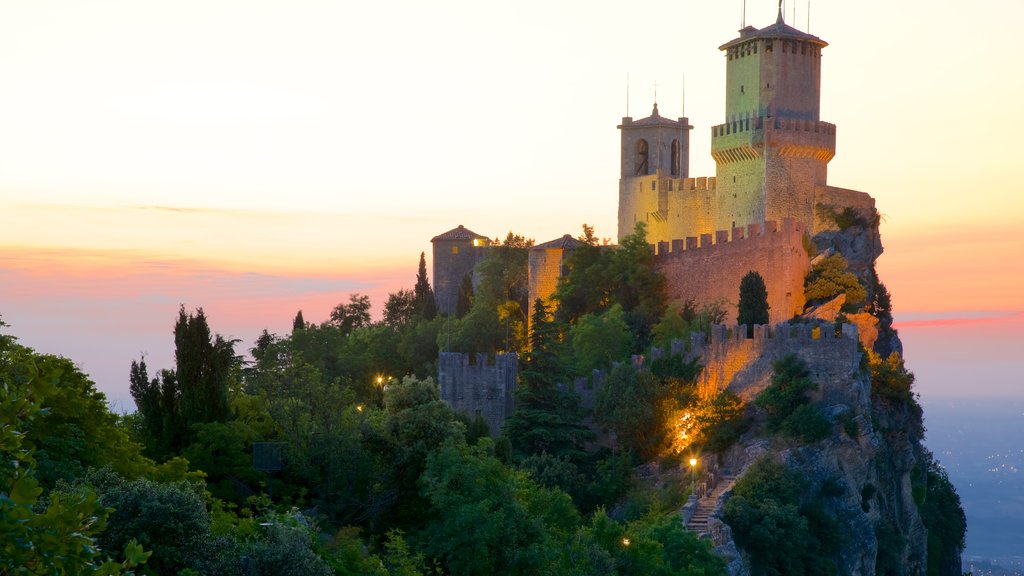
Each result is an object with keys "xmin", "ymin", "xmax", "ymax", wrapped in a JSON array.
[{"xmin": 685, "ymin": 475, "xmax": 735, "ymax": 536}]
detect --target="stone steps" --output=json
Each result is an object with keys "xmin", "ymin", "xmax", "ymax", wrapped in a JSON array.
[{"xmin": 685, "ymin": 475, "xmax": 736, "ymax": 535}]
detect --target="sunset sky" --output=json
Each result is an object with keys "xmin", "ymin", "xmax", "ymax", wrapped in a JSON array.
[{"xmin": 2, "ymin": 0, "xmax": 1022, "ymax": 409}]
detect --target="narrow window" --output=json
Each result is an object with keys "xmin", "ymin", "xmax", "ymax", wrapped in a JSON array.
[
  {"xmin": 670, "ymin": 139, "xmax": 680, "ymax": 176},
  {"xmin": 452, "ymin": 245, "xmax": 459, "ymax": 254},
  {"xmin": 634, "ymin": 139, "xmax": 649, "ymax": 175}
]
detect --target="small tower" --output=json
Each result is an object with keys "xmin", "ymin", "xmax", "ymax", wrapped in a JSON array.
[
  {"xmin": 527, "ymin": 234, "xmax": 585, "ymax": 335},
  {"xmin": 617, "ymin": 103, "xmax": 693, "ymax": 240},
  {"xmin": 711, "ymin": 11, "xmax": 836, "ymax": 232},
  {"xmin": 431, "ymin": 225, "xmax": 491, "ymax": 315}
]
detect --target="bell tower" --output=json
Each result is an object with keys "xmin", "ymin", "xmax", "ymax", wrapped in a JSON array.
[
  {"xmin": 711, "ymin": 10, "xmax": 836, "ymax": 232},
  {"xmin": 617, "ymin": 103, "xmax": 692, "ymax": 240}
]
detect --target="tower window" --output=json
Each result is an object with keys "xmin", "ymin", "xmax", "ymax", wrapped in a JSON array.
[
  {"xmin": 740, "ymin": 85, "xmax": 745, "ymax": 94},
  {"xmin": 670, "ymin": 139, "xmax": 680, "ymax": 176},
  {"xmin": 634, "ymin": 139, "xmax": 649, "ymax": 175},
  {"xmin": 651, "ymin": 181, "xmax": 656, "ymax": 190},
  {"xmin": 452, "ymin": 246, "xmax": 459, "ymax": 254}
]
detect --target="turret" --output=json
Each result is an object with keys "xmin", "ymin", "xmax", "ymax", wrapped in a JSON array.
[{"xmin": 617, "ymin": 103, "xmax": 693, "ymax": 240}]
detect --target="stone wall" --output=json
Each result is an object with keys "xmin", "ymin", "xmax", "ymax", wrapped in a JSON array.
[
  {"xmin": 432, "ymin": 239, "xmax": 490, "ymax": 315},
  {"xmin": 437, "ymin": 352, "xmax": 517, "ymax": 436},
  {"xmin": 654, "ymin": 218, "xmax": 810, "ymax": 324},
  {"xmin": 689, "ymin": 322, "xmax": 862, "ymax": 403}
]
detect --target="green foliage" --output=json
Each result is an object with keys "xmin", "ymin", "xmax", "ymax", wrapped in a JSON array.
[
  {"xmin": 418, "ymin": 440, "xmax": 579, "ymax": 575},
  {"xmin": 920, "ymin": 457, "xmax": 967, "ymax": 576},
  {"xmin": 132, "ymin": 307, "xmax": 238, "ymax": 459},
  {"xmin": 589, "ymin": 509, "xmax": 727, "ymax": 576},
  {"xmin": 781, "ymin": 404, "xmax": 832, "ymax": 443},
  {"xmin": 0, "ymin": 331, "xmax": 150, "ymax": 575},
  {"xmin": 816, "ymin": 203, "xmax": 878, "ymax": 230},
  {"xmin": 415, "ymin": 251, "xmax": 439, "ymax": 321},
  {"xmin": 594, "ymin": 364, "xmax": 669, "ymax": 460},
  {"xmin": 571, "ymin": 304, "xmax": 635, "ymax": 372},
  {"xmin": 553, "ymin": 222, "xmax": 667, "ymax": 350},
  {"xmin": 756, "ymin": 355, "xmax": 830, "ymax": 443},
  {"xmin": 244, "ymin": 521, "xmax": 333, "ymax": 576},
  {"xmin": 737, "ymin": 271, "xmax": 770, "ymax": 332},
  {"xmin": 330, "ymin": 293, "xmax": 373, "ymax": 335},
  {"xmin": 651, "ymin": 300, "xmax": 727, "ymax": 349},
  {"xmin": 697, "ymin": 391, "xmax": 751, "ymax": 454},
  {"xmin": 804, "ymin": 253, "xmax": 867, "ymax": 308},
  {"xmin": 292, "ymin": 310, "xmax": 306, "ymax": 332},
  {"xmin": 723, "ymin": 458, "xmax": 841, "ymax": 576},
  {"xmin": 505, "ymin": 299, "xmax": 593, "ymax": 464},
  {"xmin": 455, "ymin": 275, "xmax": 474, "ymax": 318},
  {"xmin": 383, "ymin": 288, "xmax": 418, "ymax": 328},
  {"xmin": 182, "ymin": 420, "xmax": 263, "ymax": 502},
  {"xmin": 66, "ymin": 468, "xmax": 211, "ymax": 576},
  {"xmin": 869, "ymin": 351, "xmax": 918, "ymax": 406}
]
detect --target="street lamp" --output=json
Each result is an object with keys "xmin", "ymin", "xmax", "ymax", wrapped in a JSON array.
[{"xmin": 689, "ymin": 457, "xmax": 697, "ymax": 497}]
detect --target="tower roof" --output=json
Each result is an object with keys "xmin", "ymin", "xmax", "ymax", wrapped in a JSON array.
[
  {"xmin": 719, "ymin": 12, "xmax": 827, "ymax": 50},
  {"xmin": 627, "ymin": 103, "xmax": 687, "ymax": 128},
  {"xmin": 431, "ymin": 224, "xmax": 489, "ymax": 242},
  {"xmin": 532, "ymin": 234, "xmax": 586, "ymax": 250}
]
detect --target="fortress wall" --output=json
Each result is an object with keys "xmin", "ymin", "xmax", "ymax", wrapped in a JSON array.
[
  {"xmin": 654, "ymin": 218, "xmax": 810, "ymax": 324},
  {"xmin": 813, "ymin": 185, "xmax": 876, "ymax": 233},
  {"xmin": 688, "ymin": 323, "xmax": 862, "ymax": 404},
  {"xmin": 438, "ymin": 352, "xmax": 517, "ymax": 436}
]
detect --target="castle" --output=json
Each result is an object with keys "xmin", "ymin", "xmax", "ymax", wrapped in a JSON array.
[{"xmin": 432, "ymin": 12, "xmax": 879, "ymax": 424}]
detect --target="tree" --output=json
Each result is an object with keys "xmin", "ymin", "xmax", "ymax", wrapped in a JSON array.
[
  {"xmin": 504, "ymin": 300, "xmax": 592, "ymax": 462},
  {"xmin": 804, "ymin": 253, "xmax": 867, "ymax": 308},
  {"xmin": 383, "ymin": 288, "xmax": 417, "ymax": 328},
  {"xmin": 292, "ymin": 310, "xmax": 306, "ymax": 332},
  {"xmin": 737, "ymin": 271, "xmax": 769, "ymax": 334},
  {"xmin": 571, "ymin": 304, "xmax": 635, "ymax": 373},
  {"xmin": 455, "ymin": 275, "xmax": 474, "ymax": 318},
  {"xmin": 330, "ymin": 294, "xmax": 372, "ymax": 335},
  {"xmin": 722, "ymin": 458, "xmax": 841, "ymax": 575},
  {"xmin": 130, "ymin": 361, "xmax": 183, "ymax": 459},
  {"xmin": 414, "ymin": 252, "xmax": 438, "ymax": 320},
  {"xmin": 175, "ymin": 306, "xmax": 236, "ymax": 433},
  {"xmin": 1, "ymin": 328, "xmax": 150, "ymax": 575}
]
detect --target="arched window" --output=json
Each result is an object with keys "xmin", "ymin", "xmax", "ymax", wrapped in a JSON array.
[
  {"xmin": 634, "ymin": 139, "xmax": 649, "ymax": 176},
  {"xmin": 670, "ymin": 139, "xmax": 680, "ymax": 176}
]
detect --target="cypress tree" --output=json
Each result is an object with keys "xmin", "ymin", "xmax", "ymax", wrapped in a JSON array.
[
  {"xmin": 292, "ymin": 309, "xmax": 306, "ymax": 332},
  {"xmin": 414, "ymin": 252, "xmax": 438, "ymax": 320},
  {"xmin": 738, "ymin": 271, "xmax": 770, "ymax": 336},
  {"xmin": 175, "ymin": 307, "xmax": 234, "ymax": 437}
]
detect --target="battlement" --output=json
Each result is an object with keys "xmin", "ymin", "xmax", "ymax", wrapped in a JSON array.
[
  {"xmin": 711, "ymin": 116, "xmax": 836, "ymax": 138},
  {"xmin": 685, "ymin": 321, "xmax": 861, "ymax": 400},
  {"xmin": 653, "ymin": 217, "xmax": 804, "ymax": 257},
  {"xmin": 438, "ymin": 352, "xmax": 517, "ymax": 436}
]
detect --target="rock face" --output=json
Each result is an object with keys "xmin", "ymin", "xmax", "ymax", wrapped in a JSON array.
[
  {"xmin": 706, "ymin": 345, "xmax": 931, "ymax": 575},
  {"xmin": 696, "ymin": 212, "xmax": 953, "ymax": 575}
]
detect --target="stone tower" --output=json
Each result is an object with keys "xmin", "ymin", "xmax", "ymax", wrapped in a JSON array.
[
  {"xmin": 431, "ymin": 225, "xmax": 491, "ymax": 315},
  {"xmin": 617, "ymin": 104, "xmax": 692, "ymax": 240},
  {"xmin": 711, "ymin": 10, "xmax": 835, "ymax": 233}
]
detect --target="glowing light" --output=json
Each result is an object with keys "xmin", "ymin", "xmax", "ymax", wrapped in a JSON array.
[
  {"xmin": 622, "ymin": 538, "xmax": 630, "ymax": 547},
  {"xmin": 690, "ymin": 458, "xmax": 697, "ymax": 467},
  {"xmin": 356, "ymin": 404, "xmax": 364, "ymax": 412},
  {"xmin": 377, "ymin": 376, "xmax": 383, "ymax": 384}
]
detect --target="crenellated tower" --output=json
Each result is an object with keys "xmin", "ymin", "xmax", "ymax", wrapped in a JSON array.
[{"xmin": 711, "ymin": 9, "xmax": 835, "ymax": 233}]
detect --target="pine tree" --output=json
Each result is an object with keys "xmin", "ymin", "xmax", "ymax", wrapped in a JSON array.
[
  {"xmin": 503, "ymin": 299, "xmax": 591, "ymax": 459},
  {"xmin": 414, "ymin": 252, "xmax": 438, "ymax": 320},
  {"xmin": 738, "ymin": 271, "xmax": 770, "ymax": 336},
  {"xmin": 292, "ymin": 310, "xmax": 306, "ymax": 332}
]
